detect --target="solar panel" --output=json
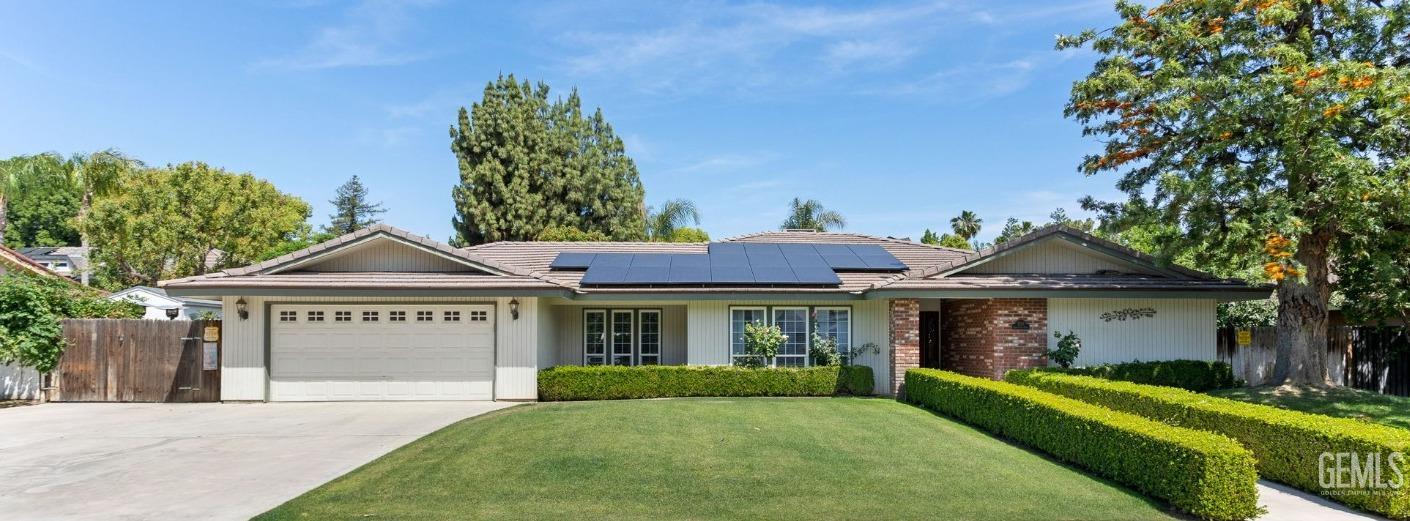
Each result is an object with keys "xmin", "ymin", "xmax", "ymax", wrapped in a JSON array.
[
  {"xmin": 623, "ymin": 267, "xmax": 670, "ymax": 283},
  {"xmin": 791, "ymin": 265, "xmax": 843, "ymax": 284},
  {"xmin": 580, "ymin": 266, "xmax": 628, "ymax": 285},
  {"xmin": 821, "ymin": 252, "xmax": 868, "ymax": 270},
  {"xmin": 859, "ymin": 254, "xmax": 907, "ymax": 270},
  {"xmin": 668, "ymin": 264, "xmax": 711, "ymax": 283},
  {"xmin": 629, "ymin": 254, "xmax": 673, "ymax": 267},
  {"xmin": 709, "ymin": 242, "xmax": 745, "ymax": 254},
  {"xmin": 549, "ymin": 252, "xmax": 595, "ymax": 270},
  {"xmin": 751, "ymin": 266, "xmax": 798, "ymax": 284},
  {"xmin": 742, "ymin": 243, "xmax": 782, "ymax": 255},
  {"xmin": 711, "ymin": 254, "xmax": 749, "ymax": 267},
  {"xmin": 590, "ymin": 253, "xmax": 633, "ymax": 267},
  {"xmin": 671, "ymin": 254, "xmax": 709, "ymax": 267},
  {"xmin": 747, "ymin": 253, "xmax": 788, "ymax": 267},
  {"xmin": 710, "ymin": 266, "xmax": 754, "ymax": 284},
  {"xmin": 781, "ymin": 249, "xmax": 827, "ymax": 267}
]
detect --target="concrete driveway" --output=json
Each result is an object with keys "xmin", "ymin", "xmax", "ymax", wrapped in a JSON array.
[{"xmin": 0, "ymin": 401, "xmax": 515, "ymax": 521}]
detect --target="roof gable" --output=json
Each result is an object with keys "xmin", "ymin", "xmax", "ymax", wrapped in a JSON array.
[
  {"xmin": 224, "ymin": 224, "xmax": 525, "ymax": 277},
  {"xmin": 919, "ymin": 225, "xmax": 1214, "ymax": 280}
]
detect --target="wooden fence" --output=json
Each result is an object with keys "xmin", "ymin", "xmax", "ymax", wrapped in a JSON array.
[
  {"xmin": 53, "ymin": 319, "xmax": 221, "ymax": 402},
  {"xmin": 1218, "ymin": 326, "xmax": 1409, "ymax": 396}
]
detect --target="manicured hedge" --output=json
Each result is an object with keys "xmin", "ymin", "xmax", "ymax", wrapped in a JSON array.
[
  {"xmin": 906, "ymin": 369, "xmax": 1259, "ymax": 521},
  {"xmin": 1037, "ymin": 360, "xmax": 1236, "ymax": 392},
  {"xmin": 538, "ymin": 365, "xmax": 874, "ymax": 401},
  {"xmin": 1007, "ymin": 371, "xmax": 1410, "ymax": 519}
]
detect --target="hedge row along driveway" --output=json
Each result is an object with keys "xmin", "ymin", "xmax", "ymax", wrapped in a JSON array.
[{"xmin": 257, "ymin": 398, "xmax": 1181, "ymax": 521}]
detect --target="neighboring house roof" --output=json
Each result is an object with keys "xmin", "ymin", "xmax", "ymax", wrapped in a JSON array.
[
  {"xmin": 108, "ymin": 286, "xmax": 222, "ymax": 309},
  {"xmin": 160, "ymin": 223, "xmax": 1270, "ymax": 300},
  {"xmin": 0, "ymin": 244, "xmax": 64, "ymax": 277}
]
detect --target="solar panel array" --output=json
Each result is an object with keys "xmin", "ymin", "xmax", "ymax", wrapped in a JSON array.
[{"xmin": 551, "ymin": 243, "xmax": 907, "ymax": 286}]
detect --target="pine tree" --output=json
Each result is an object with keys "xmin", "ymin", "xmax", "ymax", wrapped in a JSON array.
[
  {"xmin": 920, "ymin": 229, "xmax": 940, "ymax": 245},
  {"xmin": 450, "ymin": 75, "xmax": 646, "ymax": 246},
  {"xmin": 325, "ymin": 175, "xmax": 385, "ymax": 235}
]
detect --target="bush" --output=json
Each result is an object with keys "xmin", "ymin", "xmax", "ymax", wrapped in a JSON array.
[
  {"xmin": 0, "ymin": 274, "xmax": 143, "ymax": 372},
  {"xmin": 538, "ymin": 365, "xmax": 873, "ymax": 401},
  {"xmin": 1035, "ymin": 360, "xmax": 1236, "ymax": 392},
  {"xmin": 1006, "ymin": 371, "xmax": 1410, "ymax": 519},
  {"xmin": 906, "ymin": 369, "xmax": 1259, "ymax": 521}
]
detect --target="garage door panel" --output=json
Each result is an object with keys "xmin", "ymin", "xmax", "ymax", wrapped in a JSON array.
[{"xmin": 270, "ymin": 304, "xmax": 495, "ymax": 401}]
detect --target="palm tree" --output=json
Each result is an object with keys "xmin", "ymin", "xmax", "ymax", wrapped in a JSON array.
[
  {"xmin": 645, "ymin": 199, "xmax": 700, "ymax": 241},
  {"xmin": 67, "ymin": 149, "xmax": 141, "ymax": 249},
  {"xmin": 781, "ymin": 198, "xmax": 846, "ymax": 231},
  {"xmin": 949, "ymin": 210, "xmax": 983, "ymax": 240},
  {"xmin": 0, "ymin": 156, "xmax": 23, "ymax": 240}
]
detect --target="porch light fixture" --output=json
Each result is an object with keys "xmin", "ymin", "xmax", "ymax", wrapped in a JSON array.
[
  {"xmin": 1010, "ymin": 319, "xmax": 1030, "ymax": 331},
  {"xmin": 509, "ymin": 299, "xmax": 520, "ymax": 320},
  {"xmin": 164, "ymin": 308, "xmax": 179, "ymax": 320},
  {"xmin": 236, "ymin": 298, "xmax": 249, "ymax": 320}
]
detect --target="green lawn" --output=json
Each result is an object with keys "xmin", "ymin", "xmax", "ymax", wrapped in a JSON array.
[
  {"xmin": 256, "ymin": 398, "xmax": 1179, "ymax": 521},
  {"xmin": 1210, "ymin": 385, "xmax": 1410, "ymax": 430}
]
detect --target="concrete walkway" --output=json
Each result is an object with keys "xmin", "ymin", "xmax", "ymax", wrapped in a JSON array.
[
  {"xmin": 1257, "ymin": 480, "xmax": 1388, "ymax": 521},
  {"xmin": 0, "ymin": 401, "xmax": 514, "ymax": 521}
]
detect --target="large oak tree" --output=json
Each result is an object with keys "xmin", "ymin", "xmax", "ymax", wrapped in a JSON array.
[{"xmin": 1065, "ymin": 0, "xmax": 1410, "ymax": 385}]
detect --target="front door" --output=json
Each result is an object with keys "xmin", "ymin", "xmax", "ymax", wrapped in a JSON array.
[{"xmin": 920, "ymin": 311, "xmax": 940, "ymax": 368}]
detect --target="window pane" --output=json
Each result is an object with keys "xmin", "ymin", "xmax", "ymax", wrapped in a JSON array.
[
  {"xmin": 730, "ymin": 308, "xmax": 766, "ymax": 357},
  {"xmin": 773, "ymin": 308, "xmax": 808, "ymax": 360},
  {"xmin": 585, "ymin": 311, "xmax": 606, "ymax": 357},
  {"xmin": 639, "ymin": 311, "xmax": 660, "ymax": 357},
  {"xmin": 816, "ymin": 308, "xmax": 851, "ymax": 353},
  {"xmin": 775, "ymin": 356, "xmax": 805, "ymax": 367}
]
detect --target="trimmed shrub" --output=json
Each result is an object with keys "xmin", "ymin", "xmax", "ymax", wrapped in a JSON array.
[
  {"xmin": 1007, "ymin": 371, "xmax": 1410, "ymax": 519},
  {"xmin": 905, "ymin": 369, "xmax": 1259, "ymax": 521},
  {"xmin": 1037, "ymin": 360, "xmax": 1236, "ymax": 392},
  {"xmin": 538, "ymin": 365, "xmax": 874, "ymax": 401}
]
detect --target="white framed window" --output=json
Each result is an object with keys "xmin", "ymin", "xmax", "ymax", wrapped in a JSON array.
[
  {"xmin": 610, "ymin": 310, "xmax": 634, "ymax": 366},
  {"xmin": 416, "ymin": 310, "xmax": 434, "ymax": 322},
  {"xmin": 307, "ymin": 311, "xmax": 324, "ymax": 322},
  {"xmin": 638, "ymin": 310, "xmax": 661, "ymax": 365},
  {"xmin": 279, "ymin": 310, "xmax": 297, "ymax": 322},
  {"xmin": 443, "ymin": 310, "xmax": 461, "ymax": 322},
  {"xmin": 772, "ymin": 307, "xmax": 809, "ymax": 367},
  {"xmin": 814, "ymin": 307, "xmax": 852, "ymax": 358},
  {"xmin": 389, "ymin": 311, "xmax": 406, "ymax": 322},
  {"xmin": 362, "ymin": 311, "xmax": 379, "ymax": 322},
  {"xmin": 584, "ymin": 310, "xmax": 607, "ymax": 365},
  {"xmin": 730, "ymin": 307, "xmax": 768, "ymax": 364},
  {"xmin": 334, "ymin": 310, "xmax": 352, "ymax": 322}
]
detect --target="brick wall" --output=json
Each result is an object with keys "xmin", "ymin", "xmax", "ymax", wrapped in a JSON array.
[
  {"xmin": 888, "ymin": 298, "xmax": 920, "ymax": 396},
  {"xmin": 940, "ymin": 298, "xmax": 1048, "ymax": 379}
]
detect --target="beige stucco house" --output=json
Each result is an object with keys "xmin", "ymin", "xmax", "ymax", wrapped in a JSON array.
[{"xmin": 160, "ymin": 224, "xmax": 1269, "ymax": 402}]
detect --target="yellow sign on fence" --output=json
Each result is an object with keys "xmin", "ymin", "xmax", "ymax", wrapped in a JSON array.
[
  {"xmin": 1236, "ymin": 329, "xmax": 1252, "ymax": 346},
  {"xmin": 203, "ymin": 326, "xmax": 220, "ymax": 342}
]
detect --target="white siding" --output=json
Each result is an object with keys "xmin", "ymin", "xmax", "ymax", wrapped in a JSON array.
[
  {"xmin": 686, "ymin": 299, "xmax": 891, "ymax": 393},
  {"xmin": 1, "ymin": 363, "xmax": 40, "ymax": 400},
  {"xmin": 547, "ymin": 300, "xmax": 687, "ymax": 366},
  {"xmin": 1047, "ymin": 298, "xmax": 1216, "ymax": 366},
  {"xmin": 293, "ymin": 237, "xmax": 477, "ymax": 273},
  {"xmin": 966, "ymin": 239, "xmax": 1158, "ymax": 275},
  {"xmin": 219, "ymin": 296, "xmax": 539, "ymax": 401}
]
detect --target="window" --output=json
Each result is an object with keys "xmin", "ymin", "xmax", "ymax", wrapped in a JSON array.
[
  {"xmin": 814, "ymin": 307, "xmax": 852, "ymax": 358},
  {"xmin": 772, "ymin": 307, "xmax": 809, "ymax": 367},
  {"xmin": 469, "ymin": 310, "xmax": 488, "ymax": 322},
  {"xmin": 389, "ymin": 311, "xmax": 406, "ymax": 322},
  {"xmin": 307, "ymin": 311, "xmax": 325, "ymax": 322},
  {"xmin": 279, "ymin": 310, "xmax": 297, "ymax": 322},
  {"xmin": 584, "ymin": 310, "xmax": 607, "ymax": 365},
  {"xmin": 416, "ymin": 311, "xmax": 434, "ymax": 322},
  {"xmin": 730, "ymin": 307, "xmax": 767, "ymax": 364},
  {"xmin": 444, "ymin": 310, "xmax": 461, "ymax": 322},
  {"xmin": 362, "ymin": 311, "xmax": 379, "ymax": 322},
  {"xmin": 638, "ymin": 310, "xmax": 660, "ymax": 365},
  {"xmin": 610, "ymin": 310, "xmax": 634, "ymax": 366},
  {"xmin": 334, "ymin": 310, "xmax": 352, "ymax": 322}
]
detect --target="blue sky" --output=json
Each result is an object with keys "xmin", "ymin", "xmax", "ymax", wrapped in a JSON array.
[{"xmin": 0, "ymin": 0, "xmax": 1123, "ymax": 244}]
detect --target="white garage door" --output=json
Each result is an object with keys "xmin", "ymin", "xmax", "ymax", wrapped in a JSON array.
[{"xmin": 270, "ymin": 303, "xmax": 494, "ymax": 401}]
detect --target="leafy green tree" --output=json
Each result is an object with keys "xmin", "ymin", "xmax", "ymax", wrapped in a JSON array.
[
  {"xmin": 450, "ymin": 75, "xmax": 646, "ymax": 245},
  {"xmin": 938, "ymin": 233, "xmax": 974, "ymax": 250},
  {"xmin": 66, "ymin": 149, "xmax": 141, "ymax": 251},
  {"xmin": 325, "ymin": 175, "xmax": 385, "ymax": 235},
  {"xmin": 668, "ymin": 227, "xmax": 710, "ymax": 243},
  {"xmin": 0, "ymin": 274, "xmax": 140, "ymax": 372},
  {"xmin": 920, "ymin": 229, "xmax": 941, "ymax": 245},
  {"xmin": 781, "ymin": 198, "xmax": 845, "ymax": 231},
  {"xmin": 2, "ymin": 154, "xmax": 81, "ymax": 247},
  {"xmin": 260, "ymin": 228, "xmax": 336, "ymax": 261},
  {"xmin": 1047, "ymin": 208, "xmax": 1096, "ymax": 234},
  {"xmin": 80, "ymin": 162, "xmax": 311, "ymax": 287},
  {"xmin": 646, "ymin": 199, "xmax": 700, "ymax": 241},
  {"xmin": 536, "ymin": 225, "xmax": 609, "ymax": 242},
  {"xmin": 0, "ymin": 155, "xmax": 30, "ymax": 239},
  {"xmin": 949, "ymin": 210, "xmax": 983, "ymax": 241},
  {"xmin": 994, "ymin": 218, "xmax": 1036, "ymax": 244},
  {"xmin": 1062, "ymin": 0, "xmax": 1410, "ymax": 385}
]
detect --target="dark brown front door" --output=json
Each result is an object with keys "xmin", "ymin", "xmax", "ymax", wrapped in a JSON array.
[{"xmin": 920, "ymin": 311, "xmax": 940, "ymax": 369}]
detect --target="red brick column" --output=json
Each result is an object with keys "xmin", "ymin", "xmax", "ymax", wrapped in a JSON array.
[
  {"xmin": 940, "ymin": 298, "xmax": 1049, "ymax": 380},
  {"xmin": 991, "ymin": 298, "xmax": 1048, "ymax": 379},
  {"xmin": 888, "ymin": 298, "xmax": 920, "ymax": 396}
]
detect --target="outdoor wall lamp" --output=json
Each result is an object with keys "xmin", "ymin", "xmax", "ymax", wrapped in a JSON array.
[
  {"xmin": 236, "ymin": 298, "xmax": 249, "ymax": 320},
  {"xmin": 164, "ymin": 308, "xmax": 180, "ymax": 320},
  {"xmin": 509, "ymin": 299, "xmax": 520, "ymax": 320}
]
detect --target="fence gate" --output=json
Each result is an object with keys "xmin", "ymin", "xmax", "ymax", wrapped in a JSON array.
[{"xmin": 55, "ymin": 319, "xmax": 221, "ymax": 402}]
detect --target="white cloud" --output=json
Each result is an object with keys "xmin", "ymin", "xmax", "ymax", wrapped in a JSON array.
[
  {"xmin": 666, "ymin": 152, "xmax": 779, "ymax": 175},
  {"xmin": 253, "ymin": 0, "xmax": 435, "ymax": 71}
]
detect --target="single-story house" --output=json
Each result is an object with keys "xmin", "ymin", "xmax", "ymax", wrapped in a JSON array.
[
  {"xmin": 160, "ymin": 224, "xmax": 1270, "ymax": 402},
  {"xmin": 108, "ymin": 286, "xmax": 223, "ymax": 320},
  {"xmin": 17, "ymin": 246, "xmax": 91, "ymax": 284}
]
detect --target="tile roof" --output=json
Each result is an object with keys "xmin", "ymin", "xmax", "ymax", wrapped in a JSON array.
[{"xmin": 0, "ymin": 244, "xmax": 62, "ymax": 278}]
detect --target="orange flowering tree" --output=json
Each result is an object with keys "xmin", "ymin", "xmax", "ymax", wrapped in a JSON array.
[{"xmin": 1063, "ymin": 0, "xmax": 1410, "ymax": 385}]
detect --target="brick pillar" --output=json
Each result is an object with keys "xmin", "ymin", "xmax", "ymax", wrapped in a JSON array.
[
  {"xmin": 888, "ymin": 298, "xmax": 920, "ymax": 396},
  {"xmin": 940, "ymin": 298, "xmax": 1049, "ymax": 380},
  {"xmin": 990, "ymin": 298, "xmax": 1049, "ymax": 379}
]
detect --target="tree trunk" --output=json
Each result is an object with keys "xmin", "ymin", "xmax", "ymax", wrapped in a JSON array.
[
  {"xmin": 1269, "ymin": 227, "xmax": 1334, "ymax": 386},
  {"xmin": 78, "ymin": 193, "xmax": 90, "ymax": 285},
  {"xmin": 0, "ymin": 193, "xmax": 8, "ymax": 240}
]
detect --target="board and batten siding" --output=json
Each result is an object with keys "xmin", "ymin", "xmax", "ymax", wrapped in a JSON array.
[
  {"xmin": 219, "ymin": 296, "xmax": 540, "ymax": 401},
  {"xmin": 1047, "ymin": 298, "xmax": 1216, "ymax": 366},
  {"xmin": 965, "ymin": 239, "xmax": 1157, "ymax": 275},
  {"xmin": 294, "ymin": 237, "xmax": 476, "ymax": 273},
  {"xmin": 686, "ymin": 299, "xmax": 891, "ymax": 393},
  {"xmin": 545, "ymin": 300, "xmax": 687, "ymax": 367}
]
